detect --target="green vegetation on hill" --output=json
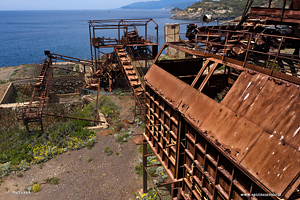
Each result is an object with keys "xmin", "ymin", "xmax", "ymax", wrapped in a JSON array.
[
  {"xmin": 0, "ymin": 102, "xmax": 99, "ymax": 178},
  {"xmin": 190, "ymin": 0, "xmax": 281, "ymax": 17},
  {"xmin": 171, "ymin": 0, "xmax": 282, "ymax": 20}
]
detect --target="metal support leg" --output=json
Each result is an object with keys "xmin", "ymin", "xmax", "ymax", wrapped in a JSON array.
[{"xmin": 142, "ymin": 138, "xmax": 148, "ymax": 193}]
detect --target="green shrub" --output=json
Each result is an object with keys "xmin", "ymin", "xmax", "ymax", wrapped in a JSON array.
[
  {"xmin": 135, "ymin": 188, "xmax": 160, "ymax": 200},
  {"xmin": 0, "ymin": 103, "xmax": 98, "ymax": 177},
  {"xmin": 0, "ymin": 162, "xmax": 11, "ymax": 177},
  {"xmin": 114, "ymin": 130, "xmax": 133, "ymax": 144},
  {"xmin": 32, "ymin": 183, "xmax": 41, "ymax": 192},
  {"xmin": 98, "ymin": 96, "xmax": 120, "ymax": 118}
]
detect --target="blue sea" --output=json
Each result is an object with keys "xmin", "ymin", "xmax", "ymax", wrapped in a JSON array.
[{"xmin": 0, "ymin": 9, "xmax": 207, "ymax": 67}]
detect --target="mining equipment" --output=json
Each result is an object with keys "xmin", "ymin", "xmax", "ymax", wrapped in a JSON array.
[
  {"xmin": 141, "ymin": 0, "xmax": 300, "ymax": 199},
  {"xmin": 22, "ymin": 19, "xmax": 158, "ymax": 132}
]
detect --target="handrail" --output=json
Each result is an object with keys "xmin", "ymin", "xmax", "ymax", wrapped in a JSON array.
[
  {"xmin": 192, "ymin": 26, "xmax": 300, "ymax": 78},
  {"xmin": 126, "ymin": 47, "xmax": 146, "ymax": 89}
]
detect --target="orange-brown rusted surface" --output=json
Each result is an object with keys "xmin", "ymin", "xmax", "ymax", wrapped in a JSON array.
[{"xmin": 144, "ymin": 48, "xmax": 300, "ymax": 199}]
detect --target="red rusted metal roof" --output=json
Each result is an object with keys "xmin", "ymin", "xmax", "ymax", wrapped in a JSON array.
[{"xmin": 145, "ymin": 59, "xmax": 300, "ymax": 198}]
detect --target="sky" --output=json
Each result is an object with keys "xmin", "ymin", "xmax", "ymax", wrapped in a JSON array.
[{"xmin": 0, "ymin": 0, "xmax": 150, "ymax": 10}]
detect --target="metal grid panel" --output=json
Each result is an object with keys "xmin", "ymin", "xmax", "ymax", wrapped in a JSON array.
[
  {"xmin": 144, "ymin": 85, "xmax": 180, "ymax": 179},
  {"xmin": 179, "ymin": 122, "xmax": 274, "ymax": 200}
]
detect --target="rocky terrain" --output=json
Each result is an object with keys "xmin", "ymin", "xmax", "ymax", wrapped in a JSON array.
[
  {"xmin": 170, "ymin": 0, "xmax": 281, "ymax": 21},
  {"xmin": 168, "ymin": 7, "xmax": 183, "ymax": 14}
]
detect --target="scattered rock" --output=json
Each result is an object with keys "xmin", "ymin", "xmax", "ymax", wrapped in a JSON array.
[
  {"xmin": 131, "ymin": 136, "xmax": 143, "ymax": 144},
  {"xmin": 102, "ymin": 129, "xmax": 114, "ymax": 136}
]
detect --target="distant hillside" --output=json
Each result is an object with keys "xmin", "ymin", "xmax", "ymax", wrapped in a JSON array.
[
  {"xmin": 169, "ymin": 7, "xmax": 183, "ymax": 14},
  {"xmin": 170, "ymin": 0, "xmax": 282, "ymax": 21},
  {"xmin": 121, "ymin": 0, "xmax": 197, "ymax": 9}
]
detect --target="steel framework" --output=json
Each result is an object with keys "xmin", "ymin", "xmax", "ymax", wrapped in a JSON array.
[{"xmin": 141, "ymin": 0, "xmax": 300, "ymax": 199}]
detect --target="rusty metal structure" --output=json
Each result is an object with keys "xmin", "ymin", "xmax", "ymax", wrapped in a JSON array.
[
  {"xmin": 88, "ymin": 18, "xmax": 159, "ymax": 115},
  {"xmin": 23, "ymin": 58, "xmax": 53, "ymax": 132},
  {"xmin": 141, "ymin": 0, "xmax": 300, "ymax": 199},
  {"xmin": 88, "ymin": 18, "xmax": 158, "ymax": 65},
  {"xmin": 22, "ymin": 19, "xmax": 159, "ymax": 131}
]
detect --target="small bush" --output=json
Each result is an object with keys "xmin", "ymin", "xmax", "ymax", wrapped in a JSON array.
[
  {"xmin": 135, "ymin": 188, "xmax": 160, "ymax": 200},
  {"xmin": 0, "ymin": 162, "xmax": 11, "ymax": 177},
  {"xmin": 32, "ymin": 183, "xmax": 41, "ymax": 192},
  {"xmin": 87, "ymin": 157, "xmax": 93, "ymax": 162},
  {"xmin": 114, "ymin": 130, "xmax": 132, "ymax": 144}
]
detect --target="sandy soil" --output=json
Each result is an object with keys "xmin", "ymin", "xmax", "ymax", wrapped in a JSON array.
[{"xmin": 0, "ymin": 66, "xmax": 18, "ymax": 81}]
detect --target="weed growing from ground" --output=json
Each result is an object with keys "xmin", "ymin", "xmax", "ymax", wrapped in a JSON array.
[
  {"xmin": 45, "ymin": 177, "xmax": 60, "ymax": 184},
  {"xmin": 104, "ymin": 147, "xmax": 113, "ymax": 156},
  {"xmin": 114, "ymin": 129, "xmax": 133, "ymax": 144}
]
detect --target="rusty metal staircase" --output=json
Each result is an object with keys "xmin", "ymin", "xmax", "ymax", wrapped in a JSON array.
[{"xmin": 114, "ymin": 45, "xmax": 146, "ymax": 117}]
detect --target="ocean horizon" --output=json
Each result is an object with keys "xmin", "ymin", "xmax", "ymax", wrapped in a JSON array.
[{"xmin": 0, "ymin": 9, "xmax": 208, "ymax": 67}]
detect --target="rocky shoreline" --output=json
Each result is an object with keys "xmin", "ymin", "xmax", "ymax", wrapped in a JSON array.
[{"xmin": 170, "ymin": 11, "xmax": 236, "ymax": 21}]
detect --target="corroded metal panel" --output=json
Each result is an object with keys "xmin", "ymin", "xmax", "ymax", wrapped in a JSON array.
[
  {"xmin": 221, "ymin": 71, "xmax": 268, "ymax": 116},
  {"xmin": 144, "ymin": 64, "xmax": 187, "ymax": 109},
  {"xmin": 181, "ymin": 90, "xmax": 264, "ymax": 163},
  {"xmin": 241, "ymin": 131, "xmax": 300, "ymax": 196},
  {"xmin": 177, "ymin": 85, "xmax": 214, "ymax": 128},
  {"xmin": 243, "ymin": 78, "xmax": 299, "ymax": 134},
  {"xmin": 203, "ymin": 111, "xmax": 264, "ymax": 163},
  {"xmin": 145, "ymin": 52, "xmax": 300, "ymax": 199},
  {"xmin": 273, "ymin": 96, "xmax": 300, "ymax": 151}
]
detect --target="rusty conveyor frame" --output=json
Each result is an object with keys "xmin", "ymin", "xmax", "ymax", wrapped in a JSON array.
[
  {"xmin": 88, "ymin": 18, "xmax": 159, "ymax": 73},
  {"xmin": 23, "ymin": 59, "xmax": 53, "ymax": 132}
]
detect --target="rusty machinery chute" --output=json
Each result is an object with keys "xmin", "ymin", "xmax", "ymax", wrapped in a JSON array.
[{"xmin": 141, "ymin": 0, "xmax": 300, "ymax": 199}]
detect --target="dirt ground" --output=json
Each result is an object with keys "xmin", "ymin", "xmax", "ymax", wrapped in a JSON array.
[
  {"xmin": 0, "ymin": 66, "xmax": 18, "ymax": 81},
  {"xmin": 0, "ymin": 64, "xmax": 37, "ymax": 81},
  {"xmin": 0, "ymin": 133, "xmax": 143, "ymax": 200},
  {"xmin": 0, "ymin": 83, "xmax": 10, "ymax": 101}
]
